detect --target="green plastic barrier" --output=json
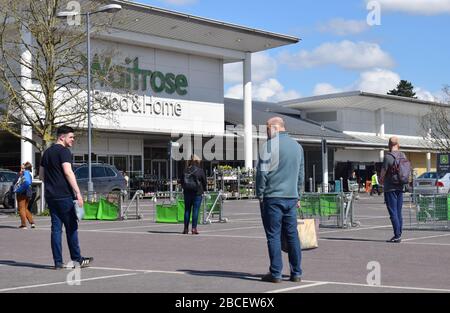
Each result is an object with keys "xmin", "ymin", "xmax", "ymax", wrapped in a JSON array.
[
  {"xmin": 206, "ymin": 193, "xmax": 220, "ymax": 214},
  {"xmin": 319, "ymin": 194, "xmax": 339, "ymax": 217},
  {"xmin": 300, "ymin": 195, "xmax": 320, "ymax": 216},
  {"xmin": 177, "ymin": 199, "xmax": 185, "ymax": 222},
  {"xmin": 417, "ymin": 196, "xmax": 448, "ymax": 222},
  {"xmin": 97, "ymin": 198, "xmax": 119, "ymax": 221},
  {"xmin": 448, "ymin": 196, "xmax": 450, "ymax": 221},
  {"xmin": 83, "ymin": 202, "xmax": 99, "ymax": 220},
  {"xmin": 156, "ymin": 197, "xmax": 204, "ymax": 224},
  {"xmin": 156, "ymin": 203, "xmax": 179, "ymax": 223}
]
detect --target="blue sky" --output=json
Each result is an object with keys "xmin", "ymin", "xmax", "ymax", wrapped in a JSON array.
[{"xmin": 139, "ymin": 0, "xmax": 450, "ymax": 102}]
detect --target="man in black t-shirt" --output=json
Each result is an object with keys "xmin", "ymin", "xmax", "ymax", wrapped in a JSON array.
[{"xmin": 40, "ymin": 125, "xmax": 93, "ymax": 269}]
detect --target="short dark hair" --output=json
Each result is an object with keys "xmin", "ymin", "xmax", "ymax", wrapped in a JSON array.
[
  {"xmin": 56, "ymin": 125, "xmax": 74, "ymax": 137},
  {"xmin": 23, "ymin": 162, "xmax": 33, "ymax": 172}
]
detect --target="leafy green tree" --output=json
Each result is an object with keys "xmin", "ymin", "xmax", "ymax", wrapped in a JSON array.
[{"xmin": 388, "ymin": 80, "xmax": 417, "ymax": 98}]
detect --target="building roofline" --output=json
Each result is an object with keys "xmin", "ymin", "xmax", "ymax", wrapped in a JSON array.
[
  {"xmin": 112, "ymin": 0, "xmax": 300, "ymax": 45},
  {"xmin": 280, "ymin": 90, "xmax": 448, "ymax": 107}
]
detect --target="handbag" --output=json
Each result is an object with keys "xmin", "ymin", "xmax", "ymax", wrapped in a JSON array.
[{"xmin": 282, "ymin": 219, "xmax": 319, "ymax": 252}]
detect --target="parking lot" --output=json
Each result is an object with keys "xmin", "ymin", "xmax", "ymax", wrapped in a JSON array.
[{"xmin": 1, "ymin": 194, "xmax": 450, "ymax": 293}]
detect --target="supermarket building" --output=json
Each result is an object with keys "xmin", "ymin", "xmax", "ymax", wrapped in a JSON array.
[{"xmin": 0, "ymin": 1, "xmax": 441, "ymax": 190}]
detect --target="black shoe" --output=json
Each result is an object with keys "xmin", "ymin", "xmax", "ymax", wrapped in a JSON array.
[
  {"xmin": 79, "ymin": 257, "xmax": 94, "ymax": 268},
  {"xmin": 261, "ymin": 273, "xmax": 282, "ymax": 283},
  {"xmin": 387, "ymin": 237, "xmax": 402, "ymax": 243},
  {"xmin": 290, "ymin": 276, "xmax": 302, "ymax": 283},
  {"xmin": 54, "ymin": 264, "xmax": 64, "ymax": 270}
]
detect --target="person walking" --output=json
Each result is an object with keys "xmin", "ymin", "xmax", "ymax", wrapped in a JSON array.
[
  {"xmin": 380, "ymin": 137, "xmax": 410, "ymax": 243},
  {"xmin": 181, "ymin": 155, "xmax": 207, "ymax": 235},
  {"xmin": 14, "ymin": 162, "xmax": 35, "ymax": 229},
  {"xmin": 39, "ymin": 125, "xmax": 93, "ymax": 269},
  {"xmin": 370, "ymin": 171, "xmax": 381, "ymax": 196},
  {"xmin": 256, "ymin": 117, "xmax": 305, "ymax": 283}
]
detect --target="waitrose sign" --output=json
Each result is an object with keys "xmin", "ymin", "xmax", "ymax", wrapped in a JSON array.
[{"xmin": 91, "ymin": 56, "xmax": 189, "ymax": 96}]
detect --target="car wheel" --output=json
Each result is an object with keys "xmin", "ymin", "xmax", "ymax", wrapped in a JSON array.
[{"xmin": 3, "ymin": 193, "xmax": 12, "ymax": 210}]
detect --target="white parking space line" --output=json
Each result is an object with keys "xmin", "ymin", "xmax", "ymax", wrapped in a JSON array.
[
  {"xmin": 267, "ymin": 282, "xmax": 329, "ymax": 293},
  {"xmin": 201, "ymin": 226, "xmax": 263, "ymax": 234},
  {"xmin": 299, "ymin": 280, "xmax": 450, "ymax": 293},
  {"xmin": 319, "ymin": 225, "xmax": 392, "ymax": 234},
  {"xmin": 0, "ymin": 273, "xmax": 139, "ymax": 293},
  {"xmin": 402, "ymin": 233, "xmax": 450, "ymax": 242}
]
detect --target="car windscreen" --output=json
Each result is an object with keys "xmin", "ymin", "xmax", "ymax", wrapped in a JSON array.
[{"xmin": 0, "ymin": 172, "xmax": 17, "ymax": 182}]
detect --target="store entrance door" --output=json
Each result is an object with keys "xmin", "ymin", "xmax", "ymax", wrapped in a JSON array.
[
  {"xmin": 112, "ymin": 156, "xmax": 128, "ymax": 173},
  {"xmin": 151, "ymin": 160, "xmax": 168, "ymax": 180}
]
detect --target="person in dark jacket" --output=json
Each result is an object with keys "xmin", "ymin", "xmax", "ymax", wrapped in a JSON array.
[
  {"xmin": 181, "ymin": 155, "xmax": 207, "ymax": 235},
  {"xmin": 15, "ymin": 162, "xmax": 35, "ymax": 229}
]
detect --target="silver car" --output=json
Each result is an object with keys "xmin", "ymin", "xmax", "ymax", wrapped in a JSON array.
[
  {"xmin": 74, "ymin": 164, "xmax": 127, "ymax": 195},
  {"xmin": 413, "ymin": 172, "xmax": 450, "ymax": 195},
  {"xmin": 0, "ymin": 169, "xmax": 17, "ymax": 209}
]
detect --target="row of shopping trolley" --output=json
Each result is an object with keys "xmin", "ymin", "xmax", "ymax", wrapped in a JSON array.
[
  {"xmin": 406, "ymin": 194, "xmax": 450, "ymax": 230},
  {"xmin": 299, "ymin": 192, "xmax": 358, "ymax": 229}
]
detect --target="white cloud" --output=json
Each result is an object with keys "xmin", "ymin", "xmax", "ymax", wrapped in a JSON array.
[
  {"xmin": 224, "ymin": 52, "xmax": 277, "ymax": 84},
  {"xmin": 225, "ymin": 79, "xmax": 301, "ymax": 102},
  {"xmin": 366, "ymin": 0, "xmax": 450, "ymax": 15},
  {"xmin": 354, "ymin": 68, "xmax": 401, "ymax": 94},
  {"xmin": 415, "ymin": 88, "xmax": 437, "ymax": 101},
  {"xmin": 279, "ymin": 41, "xmax": 395, "ymax": 70},
  {"xmin": 313, "ymin": 83, "xmax": 343, "ymax": 96},
  {"xmin": 318, "ymin": 18, "xmax": 369, "ymax": 36},
  {"xmin": 159, "ymin": 0, "xmax": 198, "ymax": 5}
]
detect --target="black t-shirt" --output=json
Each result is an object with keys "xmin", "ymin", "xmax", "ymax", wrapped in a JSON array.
[{"xmin": 40, "ymin": 144, "xmax": 75, "ymax": 200}]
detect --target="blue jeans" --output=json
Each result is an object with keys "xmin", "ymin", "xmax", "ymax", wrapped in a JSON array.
[
  {"xmin": 261, "ymin": 198, "xmax": 302, "ymax": 279},
  {"xmin": 385, "ymin": 191, "xmax": 404, "ymax": 239},
  {"xmin": 47, "ymin": 197, "xmax": 82, "ymax": 266},
  {"xmin": 184, "ymin": 193, "xmax": 202, "ymax": 229}
]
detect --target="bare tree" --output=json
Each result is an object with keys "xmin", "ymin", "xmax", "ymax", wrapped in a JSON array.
[
  {"xmin": 421, "ymin": 85, "xmax": 450, "ymax": 152},
  {"xmin": 0, "ymin": 0, "xmax": 125, "ymax": 152}
]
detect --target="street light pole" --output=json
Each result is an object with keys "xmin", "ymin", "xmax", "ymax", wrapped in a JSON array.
[
  {"xmin": 86, "ymin": 12, "xmax": 93, "ymax": 199},
  {"xmin": 57, "ymin": 4, "xmax": 122, "ymax": 200}
]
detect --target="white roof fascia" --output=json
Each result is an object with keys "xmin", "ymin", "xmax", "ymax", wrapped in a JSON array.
[{"xmin": 95, "ymin": 30, "xmax": 246, "ymax": 62}]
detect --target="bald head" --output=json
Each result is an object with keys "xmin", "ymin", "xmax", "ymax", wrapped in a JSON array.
[
  {"xmin": 267, "ymin": 117, "xmax": 286, "ymax": 138},
  {"xmin": 389, "ymin": 137, "xmax": 400, "ymax": 151}
]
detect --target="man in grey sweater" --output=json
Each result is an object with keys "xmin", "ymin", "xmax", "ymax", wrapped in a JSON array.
[{"xmin": 256, "ymin": 117, "xmax": 305, "ymax": 283}]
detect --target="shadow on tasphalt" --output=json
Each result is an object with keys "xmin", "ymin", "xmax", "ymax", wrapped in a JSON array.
[{"xmin": 0, "ymin": 260, "xmax": 54, "ymax": 270}]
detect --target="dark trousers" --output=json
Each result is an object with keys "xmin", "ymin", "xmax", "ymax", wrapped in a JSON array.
[
  {"xmin": 184, "ymin": 193, "xmax": 202, "ymax": 229},
  {"xmin": 47, "ymin": 197, "xmax": 82, "ymax": 266},
  {"xmin": 261, "ymin": 198, "xmax": 302, "ymax": 279},
  {"xmin": 385, "ymin": 191, "xmax": 404, "ymax": 239},
  {"xmin": 371, "ymin": 184, "xmax": 381, "ymax": 196}
]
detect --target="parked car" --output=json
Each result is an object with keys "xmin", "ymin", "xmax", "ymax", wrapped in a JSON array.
[
  {"xmin": 0, "ymin": 169, "xmax": 18, "ymax": 209},
  {"xmin": 73, "ymin": 163, "xmax": 127, "ymax": 195},
  {"xmin": 413, "ymin": 172, "xmax": 450, "ymax": 194}
]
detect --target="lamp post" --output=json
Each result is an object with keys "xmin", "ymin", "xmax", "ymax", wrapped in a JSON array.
[
  {"xmin": 321, "ymin": 124, "xmax": 329, "ymax": 193},
  {"xmin": 57, "ymin": 4, "xmax": 122, "ymax": 199}
]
